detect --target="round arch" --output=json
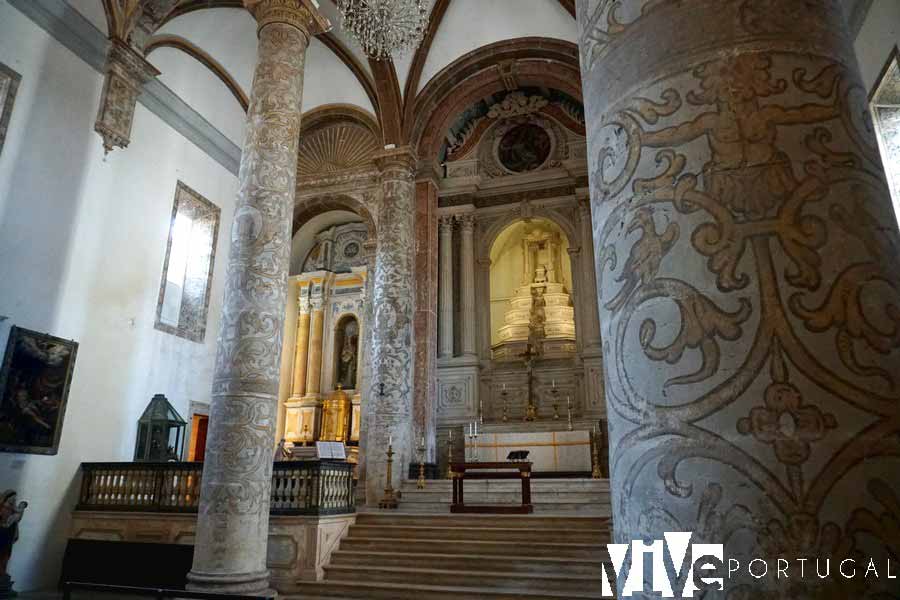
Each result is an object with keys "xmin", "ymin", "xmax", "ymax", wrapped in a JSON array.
[
  {"xmin": 408, "ymin": 37, "xmax": 582, "ymax": 162},
  {"xmin": 292, "ymin": 193, "xmax": 376, "ymax": 239}
]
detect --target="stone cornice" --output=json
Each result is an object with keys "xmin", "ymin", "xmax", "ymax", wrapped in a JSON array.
[{"xmin": 243, "ymin": 0, "xmax": 331, "ymax": 37}]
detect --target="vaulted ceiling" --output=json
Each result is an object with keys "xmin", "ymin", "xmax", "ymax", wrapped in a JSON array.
[{"xmin": 77, "ymin": 0, "xmax": 580, "ymax": 149}]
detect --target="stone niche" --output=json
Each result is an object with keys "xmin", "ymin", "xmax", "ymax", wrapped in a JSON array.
[{"xmin": 490, "ymin": 218, "xmax": 576, "ymax": 361}]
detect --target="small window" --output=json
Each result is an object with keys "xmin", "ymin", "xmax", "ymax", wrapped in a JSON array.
[
  {"xmin": 155, "ymin": 182, "xmax": 220, "ymax": 342},
  {"xmin": 870, "ymin": 47, "xmax": 900, "ymax": 227}
]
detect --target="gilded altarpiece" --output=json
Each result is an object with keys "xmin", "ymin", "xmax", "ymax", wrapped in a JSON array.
[{"xmin": 435, "ymin": 89, "xmax": 606, "ymax": 436}]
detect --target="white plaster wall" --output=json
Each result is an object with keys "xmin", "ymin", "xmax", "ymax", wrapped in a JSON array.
[
  {"xmin": 855, "ymin": 0, "xmax": 900, "ymax": 93},
  {"xmin": 302, "ymin": 37, "xmax": 375, "ymax": 115},
  {"xmin": 156, "ymin": 7, "xmax": 258, "ymax": 95},
  {"xmin": 417, "ymin": 0, "xmax": 577, "ymax": 95},
  {"xmin": 150, "ymin": 46, "xmax": 248, "ymax": 145},
  {"xmin": 65, "ymin": 0, "xmax": 107, "ymax": 35},
  {"xmin": 0, "ymin": 1, "xmax": 239, "ymax": 590},
  {"xmin": 151, "ymin": 8, "xmax": 375, "ymax": 140}
]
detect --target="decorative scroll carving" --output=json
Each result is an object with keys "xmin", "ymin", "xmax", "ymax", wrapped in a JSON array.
[
  {"xmin": 365, "ymin": 148, "xmax": 417, "ymax": 502},
  {"xmin": 580, "ymin": 0, "xmax": 900, "ymax": 595},
  {"xmin": 188, "ymin": 9, "xmax": 316, "ymax": 594}
]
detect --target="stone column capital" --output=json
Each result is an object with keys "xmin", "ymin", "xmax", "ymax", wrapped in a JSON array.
[
  {"xmin": 374, "ymin": 146, "xmax": 418, "ymax": 176},
  {"xmin": 298, "ymin": 295, "xmax": 311, "ymax": 313},
  {"xmin": 439, "ymin": 215, "xmax": 456, "ymax": 231},
  {"xmin": 456, "ymin": 213, "xmax": 476, "ymax": 231},
  {"xmin": 244, "ymin": 0, "xmax": 331, "ymax": 37}
]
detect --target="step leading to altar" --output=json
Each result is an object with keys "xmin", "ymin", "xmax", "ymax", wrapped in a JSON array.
[{"xmin": 398, "ymin": 478, "xmax": 611, "ymax": 515}]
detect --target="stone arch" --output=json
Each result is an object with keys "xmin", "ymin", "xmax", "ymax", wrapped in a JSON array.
[
  {"xmin": 474, "ymin": 207, "xmax": 586, "ymax": 360},
  {"xmin": 408, "ymin": 37, "xmax": 582, "ymax": 163},
  {"xmin": 478, "ymin": 206, "xmax": 579, "ymax": 260},
  {"xmin": 292, "ymin": 193, "xmax": 376, "ymax": 239}
]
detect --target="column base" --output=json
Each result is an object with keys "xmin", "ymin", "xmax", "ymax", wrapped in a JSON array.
[{"xmin": 186, "ymin": 569, "xmax": 274, "ymax": 596}]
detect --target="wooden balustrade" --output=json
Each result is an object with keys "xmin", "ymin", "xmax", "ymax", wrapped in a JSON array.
[{"xmin": 78, "ymin": 460, "xmax": 355, "ymax": 516}]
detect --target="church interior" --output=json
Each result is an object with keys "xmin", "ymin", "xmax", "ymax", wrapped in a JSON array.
[{"xmin": 0, "ymin": 0, "xmax": 898, "ymax": 597}]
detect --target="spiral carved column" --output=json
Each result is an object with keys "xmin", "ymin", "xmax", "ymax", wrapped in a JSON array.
[
  {"xmin": 578, "ymin": 0, "xmax": 900, "ymax": 595},
  {"xmin": 187, "ymin": 1, "xmax": 328, "ymax": 594}
]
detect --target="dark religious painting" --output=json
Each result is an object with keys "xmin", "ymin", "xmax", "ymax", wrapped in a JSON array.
[
  {"xmin": 498, "ymin": 123, "xmax": 551, "ymax": 172},
  {"xmin": 0, "ymin": 327, "xmax": 78, "ymax": 455},
  {"xmin": 0, "ymin": 62, "xmax": 22, "ymax": 158}
]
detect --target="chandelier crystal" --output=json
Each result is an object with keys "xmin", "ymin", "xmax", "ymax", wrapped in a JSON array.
[{"xmin": 335, "ymin": 0, "xmax": 430, "ymax": 60}]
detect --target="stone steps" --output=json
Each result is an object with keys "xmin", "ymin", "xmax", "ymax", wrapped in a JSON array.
[
  {"xmin": 329, "ymin": 550, "xmax": 607, "ymax": 575},
  {"xmin": 285, "ymin": 512, "xmax": 612, "ymax": 599},
  {"xmin": 398, "ymin": 478, "xmax": 611, "ymax": 515},
  {"xmin": 293, "ymin": 580, "xmax": 606, "ymax": 599},
  {"xmin": 346, "ymin": 524, "xmax": 604, "ymax": 544}
]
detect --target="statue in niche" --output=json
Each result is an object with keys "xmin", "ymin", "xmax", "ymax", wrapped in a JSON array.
[{"xmin": 335, "ymin": 318, "xmax": 359, "ymax": 390}]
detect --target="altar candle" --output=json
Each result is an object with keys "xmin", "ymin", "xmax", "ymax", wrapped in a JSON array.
[
  {"xmin": 449, "ymin": 429, "xmax": 453, "ymax": 440},
  {"xmin": 552, "ymin": 379, "xmax": 556, "ymax": 388},
  {"xmin": 388, "ymin": 434, "xmax": 392, "ymax": 447},
  {"xmin": 474, "ymin": 421, "xmax": 478, "ymax": 436},
  {"xmin": 567, "ymin": 395, "xmax": 571, "ymax": 407},
  {"xmin": 503, "ymin": 383, "xmax": 507, "ymax": 391}
]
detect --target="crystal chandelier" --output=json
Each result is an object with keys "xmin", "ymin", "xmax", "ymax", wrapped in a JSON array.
[{"xmin": 335, "ymin": 0, "xmax": 430, "ymax": 60}]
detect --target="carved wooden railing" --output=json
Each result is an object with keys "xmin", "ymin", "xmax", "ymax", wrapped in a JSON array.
[{"xmin": 77, "ymin": 461, "xmax": 355, "ymax": 516}]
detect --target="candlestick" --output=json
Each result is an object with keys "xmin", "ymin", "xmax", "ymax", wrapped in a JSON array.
[
  {"xmin": 591, "ymin": 428, "xmax": 603, "ymax": 479},
  {"xmin": 417, "ymin": 437, "xmax": 427, "ymax": 490},
  {"xmin": 378, "ymin": 441, "xmax": 399, "ymax": 509}
]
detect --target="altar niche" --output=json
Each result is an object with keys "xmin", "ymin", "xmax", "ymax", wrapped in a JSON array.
[
  {"xmin": 490, "ymin": 218, "xmax": 576, "ymax": 361},
  {"xmin": 333, "ymin": 315, "xmax": 359, "ymax": 391}
]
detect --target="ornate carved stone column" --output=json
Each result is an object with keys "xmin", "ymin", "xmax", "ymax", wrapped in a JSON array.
[
  {"xmin": 438, "ymin": 215, "xmax": 455, "ymax": 358},
  {"xmin": 366, "ymin": 147, "xmax": 417, "ymax": 503},
  {"xmin": 188, "ymin": 1, "xmax": 328, "ymax": 594},
  {"xmin": 290, "ymin": 293, "xmax": 311, "ymax": 399},
  {"xmin": 414, "ymin": 179, "xmax": 439, "ymax": 459},
  {"xmin": 457, "ymin": 213, "xmax": 477, "ymax": 357},
  {"xmin": 576, "ymin": 200, "xmax": 602, "ymax": 353},
  {"xmin": 356, "ymin": 238, "xmax": 378, "ymax": 502},
  {"xmin": 579, "ymin": 0, "xmax": 900, "ymax": 595},
  {"xmin": 305, "ymin": 295, "xmax": 325, "ymax": 398}
]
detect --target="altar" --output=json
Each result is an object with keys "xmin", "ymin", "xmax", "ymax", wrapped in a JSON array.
[{"xmin": 465, "ymin": 429, "xmax": 592, "ymax": 473}]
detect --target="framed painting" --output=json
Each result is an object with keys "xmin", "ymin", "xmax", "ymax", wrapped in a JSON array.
[
  {"xmin": 0, "ymin": 61, "xmax": 21, "ymax": 158},
  {"xmin": 0, "ymin": 326, "xmax": 78, "ymax": 455}
]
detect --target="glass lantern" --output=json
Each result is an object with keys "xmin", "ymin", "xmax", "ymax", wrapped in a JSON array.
[{"xmin": 134, "ymin": 394, "xmax": 187, "ymax": 462}]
